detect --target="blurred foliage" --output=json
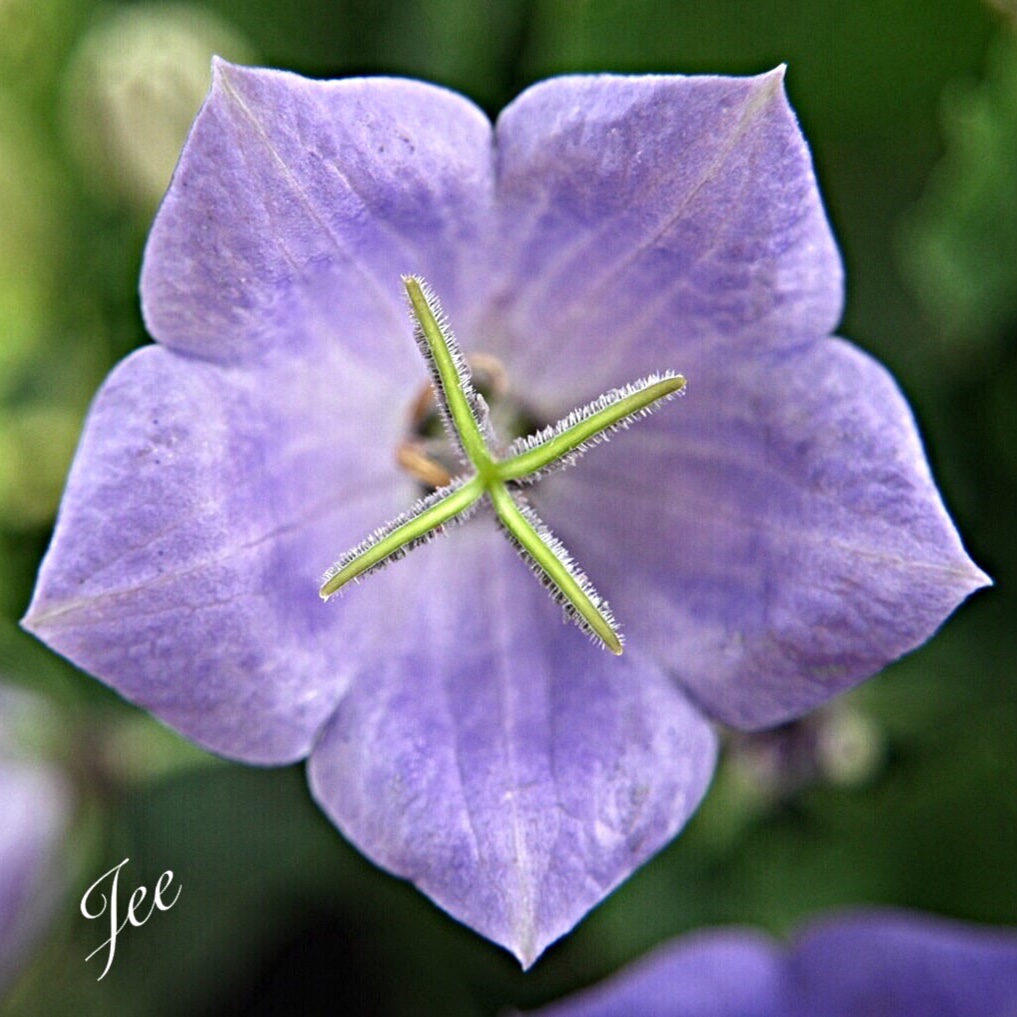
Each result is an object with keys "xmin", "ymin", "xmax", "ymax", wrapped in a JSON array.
[
  {"xmin": 526, "ymin": 0, "xmax": 991, "ymax": 136},
  {"xmin": 0, "ymin": 95, "xmax": 65, "ymax": 381},
  {"xmin": 902, "ymin": 33, "xmax": 1017, "ymax": 363},
  {"xmin": 1, "ymin": 0, "xmax": 1015, "ymax": 1015}
]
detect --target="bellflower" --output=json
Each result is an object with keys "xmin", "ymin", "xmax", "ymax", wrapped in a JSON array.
[
  {"xmin": 0, "ymin": 695, "xmax": 71, "ymax": 997},
  {"xmin": 23, "ymin": 61, "xmax": 987, "ymax": 965},
  {"xmin": 524, "ymin": 909, "xmax": 1017, "ymax": 1016}
]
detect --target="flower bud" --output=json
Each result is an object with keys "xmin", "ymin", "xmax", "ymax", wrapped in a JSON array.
[{"xmin": 62, "ymin": 4, "xmax": 252, "ymax": 211}]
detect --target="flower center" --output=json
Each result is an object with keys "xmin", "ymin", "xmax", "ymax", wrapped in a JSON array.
[
  {"xmin": 322, "ymin": 275, "xmax": 685, "ymax": 655},
  {"xmin": 397, "ymin": 353, "xmax": 544, "ymax": 492}
]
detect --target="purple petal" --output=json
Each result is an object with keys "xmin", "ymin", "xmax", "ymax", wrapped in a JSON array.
[
  {"xmin": 0, "ymin": 759, "xmax": 70, "ymax": 995},
  {"xmin": 788, "ymin": 910, "xmax": 1017, "ymax": 1016},
  {"xmin": 308, "ymin": 524, "xmax": 717, "ymax": 967},
  {"xmin": 22, "ymin": 336, "xmax": 420, "ymax": 763},
  {"xmin": 141, "ymin": 61, "xmax": 495, "ymax": 363},
  {"xmin": 527, "ymin": 930, "xmax": 781, "ymax": 1017},
  {"xmin": 484, "ymin": 70, "xmax": 843, "ymax": 409},
  {"xmin": 541, "ymin": 338, "xmax": 988, "ymax": 729},
  {"xmin": 28, "ymin": 63, "xmax": 502, "ymax": 763},
  {"xmin": 524, "ymin": 911, "xmax": 1017, "ymax": 1017},
  {"xmin": 24, "ymin": 61, "xmax": 992, "ymax": 969}
]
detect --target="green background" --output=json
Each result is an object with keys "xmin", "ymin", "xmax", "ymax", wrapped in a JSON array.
[{"xmin": 1, "ymin": 0, "xmax": 1015, "ymax": 1013}]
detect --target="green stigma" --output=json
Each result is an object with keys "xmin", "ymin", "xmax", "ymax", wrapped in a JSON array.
[{"xmin": 320, "ymin": 275, "xmax": 685, "ymax": 655}]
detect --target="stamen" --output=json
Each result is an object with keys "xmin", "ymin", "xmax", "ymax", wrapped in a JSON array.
[{"xmin": 396, "ymin": 440, "xmax": 454, "ymax": 489}]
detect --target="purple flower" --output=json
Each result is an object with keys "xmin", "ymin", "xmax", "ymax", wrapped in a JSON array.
[
  {"xmin": 23, "ymin": 62, "xmax": 987, "ymax": 965},
  {"xmin": 0, "ymin": 696, "xmax": 71, "ymax": 997},
  {"xmin": 523, "ymin": 909, "xmax": 1017, "ymax": 1016}
]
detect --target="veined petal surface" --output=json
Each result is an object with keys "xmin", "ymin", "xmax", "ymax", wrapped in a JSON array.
[
  {"xmin": 23, "ymin": 333, "xmax": 418, "ymax": 762},
  {"xmin": 142, "ymin": 61, "xmax": 495, "ymax": 364},
  {"xmin": 484, "ymin": 71, "xmax": 843, "ymax": 409},
  {"xmin": 541, "ymin": 338, "xmax": 988, "ymax": 729},
  {"xmin": 27, "ymin": 65, "xmax": 502, "ymax": 762},
  {"xmin": 309, "ymin": 525, "xmax": 717, "ymax": 967}
]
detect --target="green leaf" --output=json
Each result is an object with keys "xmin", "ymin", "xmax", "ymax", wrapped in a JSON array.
[{"xmin": 902, "ymin": 33, "xmax": 1017, "ymax": 356}]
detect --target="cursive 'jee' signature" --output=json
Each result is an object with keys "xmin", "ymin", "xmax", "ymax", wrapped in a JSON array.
[{"xmin": 80, "ymin": 857, "xmax": 181, "ymax": 980}]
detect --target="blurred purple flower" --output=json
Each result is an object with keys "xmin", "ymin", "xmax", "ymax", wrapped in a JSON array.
[
  {"xmin": 524, "ymin": 909, "xmax": 1017, "ymax": 1016},
  {"xmin": 23, "ymin": 62, "xmax": 987, "ymax": 964},
  {"xmin": 0, "ymin": 697, "xmax": 71, "ymax": 997}
]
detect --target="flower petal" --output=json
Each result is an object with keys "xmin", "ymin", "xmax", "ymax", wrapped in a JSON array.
[
  {"xmin": 0, "ymin": 759, "xmax": 70, "ymax": 994},
  {"xmin": 22, "ymin": 337, "xmax": 422, "ymax": 763},
  {"xmin": 541, "ymin": 337, "xmax": 989, "ymax": 729},
  {"xmin": 307, "ymin": 524, "xmax": 717, "ymax": 967},
  {"xmin": 141, "ymin": 61, "xmax": 495, "ymax": 363},
  {"xmin": 527, "ymin": 930, "xmax": 781, "ymax": 1017},
  {"xmin": 484, "ymin": 70, "xmax": 843, "ymax": 408},
  {"xmin": 789, "ymin": 910, "xmax": 1017, "ymax": 1016},
  {"xmin": 525, "ymin": 911, "xmax": 1017, "ymax": 1016}
]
